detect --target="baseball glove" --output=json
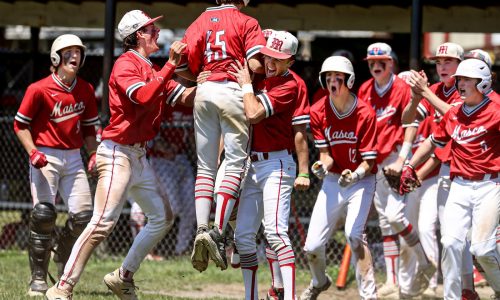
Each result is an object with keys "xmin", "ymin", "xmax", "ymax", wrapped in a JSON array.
[
  {"xmin": 399, "ymin": 164, "xmax": 421, "ymax": 195},
  {"xmin": 383, "ymin": 169, "xmax": 401, "ymax": 194}
]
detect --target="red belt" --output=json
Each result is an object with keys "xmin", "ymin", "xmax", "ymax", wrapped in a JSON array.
[{"xmin": 455, "ymin": 173, "xmax": 499, "ymax": 181}]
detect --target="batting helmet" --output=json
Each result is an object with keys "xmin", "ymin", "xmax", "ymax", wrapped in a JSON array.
[
  {"xmin": 50, "ymin": 34, "xmax": 86, "ymax": 68},
  {"xmin": 453, "ymin": 58, "xmax": 492, "ymax": 94},
  {"xmin": 319, "ymin": 56, "xmax": 355, "ymax": 89},
  {"xmin": 464, "ymin": 49, "xmax": 493, "ymax": 69}
]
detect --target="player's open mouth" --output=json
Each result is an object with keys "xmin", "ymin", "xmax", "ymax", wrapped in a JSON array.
[
  {"xmin": 69, "ymin": 61, "xmax": 78, "ymax": 67},
  {"xmin": 459, "ymin": 89, "xmax": 466, "ymax": 96},
  {"xmin": 330, "ymin": 86, "xmax": 337, "ymax": 94}
]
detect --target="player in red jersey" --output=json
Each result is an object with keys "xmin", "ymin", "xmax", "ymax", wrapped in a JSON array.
[
  {"xmin": 46, "ymin": 10, "xmax": 195, "ymax": 300},
  {"xmin": 13, "ymin": 34, "xmax": 99, "ymax": 296},
  {"xmin": 228, "ymin": 30, "xmax": 301, "ymax": 300},
  {"xmin": 465, "ymin": 49, "xmax": 500, "ymax": 104},
  {"xmin": 176, "ymin": 0, "xmax": 266, "ymax": 272},
  {"xmin": 301, "ymin": 56, "xmax": 378, "ymax": 300},
  {"xmin": 357, "ymin": 42, "xmax": 435, "ymax": 297},
  {"xmin": 402, "ymin": 58, "xmax": 500, "ymax": 300}
]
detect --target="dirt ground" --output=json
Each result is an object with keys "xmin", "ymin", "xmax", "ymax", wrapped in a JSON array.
[{"xmin": 145, "ymin": 283, "xmax": 496, "ymax": 299}]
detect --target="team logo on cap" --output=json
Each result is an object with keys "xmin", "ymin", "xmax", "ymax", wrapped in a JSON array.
[
  {"xmin": 369, "ymin": 47, "xmax": 385, "ymax": 56},
  {"xmin": 438, "ymin": 45, "xmax": 448, "ymax": 55},
  {"xmin": 270, "ymin": 38, "xmax": 284, "ymax": 52}
]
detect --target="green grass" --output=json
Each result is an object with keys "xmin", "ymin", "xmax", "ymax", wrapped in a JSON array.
[{"xmin": 0, "ymin": 249, "xmax": 356, "ymax": 299}]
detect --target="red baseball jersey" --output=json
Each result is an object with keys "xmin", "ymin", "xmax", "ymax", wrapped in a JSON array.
[
  {"xmin": 178, "ymin": 4, "xmax": 265, "ymax": 81},
  {"xmin": 102, "ymin": 50, "xmax": 186, "ymax": 145},
  {"xmin": 430, "ymin": 98, "xmax": 500, "ymax": 178},
  {"xmin": 290, "ymin": 70, "xmax": 310, "ymax": 126},
  {"xmin": 252, "ymin": 71, "xmax": 297, "ymax": 152},
  {"xmin": 416, "ymin": 82, "xmax": 462, "ymax": 164},
  {"xmin": 14, "ymin": 73, "xmax": 99, "ymax": 149},
  {"xmin": 412, "ymin": 116, "xmax": 440, "ymax": 179},
  {"xmin": 357, "ymin": 75, "xmax": 410, "ymax": 164},
  {"xmin": 310, "ymin": 94, "xmax": 378, "ymax": 175},
  {"xmin": 487, "ymin": 90, "xmax": 500, "ymax": 104}
]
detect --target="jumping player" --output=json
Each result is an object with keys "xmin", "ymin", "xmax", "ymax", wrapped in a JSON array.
[
  {"xmin": 13, "ymin": 34, "xmax": 99, "ymax": 296},
  {"xmin": 301, "ymin": 56, "xmax": 378, "ymax": 300},
  {"xmin": 401, "ymin": 58, "xmax": 500, "ymax": 300},
  {"xmin": 46, "ymin": 10, "xmax": 195, "ymax": 300},
  {"xmin": 176, "ymin": 0, "xmax": 266, "ymax": 272},
  {"xmin": 229, "ymin": 30, "xmax": 300, "ymax": 300},
  {"xmin": 358, "ymin": 42, "xmax": 435, "ymax": 296}
]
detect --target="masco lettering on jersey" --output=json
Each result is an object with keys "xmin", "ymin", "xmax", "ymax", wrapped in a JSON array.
[
  {"xmin": 50, "ymin": 101, "xmax": 86, "ymax": 123},
  {"xmin": 451, "ymin": 125, "xmax": 487, "ymax": 144},
  {"xmin": 375, "ymin": 105, "xmax": 397, "ymax": 122},
  {"xmin": 325, "ymin": 127, "xmax": 357, "ymax": 145}
]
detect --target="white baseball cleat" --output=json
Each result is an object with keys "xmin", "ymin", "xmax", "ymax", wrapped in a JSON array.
[
  {"xmin": 300, "ymin": 274, "xmax": 332, "ymax": 300},
  {"xmin": 103, "ymin": 269, "xmax": 138, "ymax": 300},
  {"xmin": 45, "ymin": 285, "xmax": 73, "ymax": 300},
  {"xmin": 191, "ymin": 227, "xmax": 209, "ymax": 272},
  {"xmin": 377, "ymin": 282, "xmax": 399, "ymax": 297}
]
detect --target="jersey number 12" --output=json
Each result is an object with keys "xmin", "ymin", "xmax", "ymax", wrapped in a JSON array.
[{"xmin": 205, "ymin": 30, "xmax": 227, "ymax": 62}]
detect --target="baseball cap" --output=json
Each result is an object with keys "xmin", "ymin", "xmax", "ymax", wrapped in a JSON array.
[
  {"xmin": 260, "ymin": 31, "xmax": 298, "ymax": 60},
  {"xmin": 364, "ymin": 42, "xmax": 392, "ymax": 60},
  {"xmin": 262, "ymin": 28, "xmax": 275, "ymax": 40},
  {"xmin": 118, "ymin": 10, "xmax": 163, "ymax": 40},
  {"xmin": 464, "ymin": 49, "xmax": 492, "ymax": 69},
  {"xmin": 429, "ymin": 42, "xmax": 464, "ymax": 61}
]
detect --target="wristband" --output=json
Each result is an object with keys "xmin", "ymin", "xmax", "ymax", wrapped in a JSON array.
[
  {"xmin": 242, "ymin": 83, "xmax": 254, "ymax": 95},
  {"xmin": 398, "ymin": 141, "xmax": 412, "ymax": 160},
  {"xmin": 353, "ymin": 166, "xmax": 366, "ymax": 180},
  {"xmin": 298, "ymin": 173, "xmax": 310, "ymax": 178}
]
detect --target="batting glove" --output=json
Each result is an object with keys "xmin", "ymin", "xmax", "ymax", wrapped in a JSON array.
[
  {"xmin": 29, "ymin": 149, "xmax": 48, "ymax": 169},
  {"xmin": 87, "ymin": 151, "xmax": 97, "ymax": 175},
  {"xmin": 338, "ymin": 169, "xmax": 359, "ymax": 187},
  {"xmin": 311, "ymin": 161, "xmax": 328, "ymax": 179},
  {"xmin": 399, "ymin": 164, "xmax": 421, "ymax": 195}
]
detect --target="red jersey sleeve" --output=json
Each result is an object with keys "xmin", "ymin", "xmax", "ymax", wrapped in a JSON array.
[
  {"xmin": 165, "ymin": 80, "xmax": 187, "ymax": 107},
  {"xmin": 358, "ymin": 107, "xmax": 378, "ymax": 161},
  {"xmin": 14, "ymin": 83, "xmax": 43, "ymax": 130},
  {"xmin": 242, "ymin": 18, "xmax": 266, "ymax": 59},
  {"xmin": 309, "ymin": 98, "xmax": 328, "ymax": 149},
  {"xmin": 256, "ymin": 77, "xmax": 296, "ymax": 118},
  {"xmin": 430, "ymin": 109, "xmax": 452, "ymax": 148},
  {"xmin": 291, "ymin": 72, "xmax": 310, "ymax": 125}
]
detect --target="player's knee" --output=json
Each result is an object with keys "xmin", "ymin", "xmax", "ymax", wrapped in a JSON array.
[
  {"xmin": 346, "ymin": 234, "xmax": 364, "ymax": 254},
  {"xmin": 470, "ymin": 239, "xmax": 497, "ymax": 259},
  {"xmin": 234, "ymin": 229, "xmax": 257, "ymax": 254},
  {"xmin": 66, "ymin": 210, "xmax": 93, "ymax": 237},
  {"xmin": 304, "ymin": 244, "xmax": 326, "ymax": 259},
  {"xmin": 31, "ymin": 202, "xmax": 57, "ymax": 234},
  {"xmin": 441, "ymin": 235, "xmax": 464, "ymax": 253},
  {"xmin": 266, "ymin": 233, "xmax": 291, "ymax": 253},
  {"xmin": 386, "ymin": 211, "xmax": 404, "ymax": 226}
]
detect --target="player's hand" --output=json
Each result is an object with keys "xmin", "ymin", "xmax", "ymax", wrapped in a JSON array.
[
  {"xmin": 197, "ymin": 71, "xmax": 212, "ymax": 84},
  {"xmin": 311, "ymin": 161, "xmax": 328, "ymax": 179},
  {"xmin": 338, "ymin": 169, "xmax": 359, "ymax": 187},
  {"xmin": 228, "ymin": 59, "xmax": 252, "ymax": 87},
  {"xmin": 29, "ymin": 149, "xmax": 48, "ymax": 169},
  {"xmin": 294, "ymin": 176, "xmax": 310, "ymax": 191},
  {"xmin": 383, "ymin": 157, "xmax": 405, "ymax": 177},
  {"xmin": 168, "ymin": 41, "xmax": 187, "ymax": 66},
  {"xmin": 399, "ymin": 164, "xmax": 421, "ymax": 195},
  {"xmin": 408, "ymin": 70, "xmax": 428, "ymax": 95},
  {"xmin": 87, "ymin": 151, "xmax": 98, "ymax": 176}
]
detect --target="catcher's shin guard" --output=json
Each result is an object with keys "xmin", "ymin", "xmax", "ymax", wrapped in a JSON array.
[
  {"xmin": 53, "ymin": 210, "xmax": 92, "ymax": 277},
  {"xmin": 29, "ymin": 202, "xmax": 57, "ymax": 283}
]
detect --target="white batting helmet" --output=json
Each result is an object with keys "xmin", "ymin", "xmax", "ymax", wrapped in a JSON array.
[
  {"xmin": 319, "ymin": 56, "xmax": 355, "ymax": 89},
  {"xmin": 464, "ymin": 49, "xmax": 493, "ymax": 69},
  {"xmin": 50, "ymin": 34, "xmax": 86, "ymax": 68},
  {"xmin": 452, "ymin": 58, "xmax": 492, "ymax": 94}
]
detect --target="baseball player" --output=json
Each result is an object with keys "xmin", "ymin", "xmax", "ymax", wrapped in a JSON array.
[
  {"xmin": 229, "ymin": 30, "xmax": 300, "ymax": 300},
  {"xmin": 301, "ymin": 56, "xmax": 378, "ymax": 300},
  {"xmin": 176, "ymin": 0, "xmax": 266, "ymax": 272},
  {"xmin": 46, "ymin": 10, "xmax": 196, "ymax": 300},
  {"xmin": 260, "ymin": 28, "xmax": 311, "ymax": 300},
  {"xmin": 357, "ymin": 42, "xmax": 435, "ymax": 296},
  {"xmin": 13, "ymin": 34, "xmax": 98, "ymax": 296},
  {"xmin": 402, "ymin": 43, "xmax": 488, "ymax": 299},
  {"xmin": 401, "ymin": 58, "xmax": 500, "ymax": 300},
  {"xmin": 465, "ymin": 49, "xmax": 500, "ymax": 104}
]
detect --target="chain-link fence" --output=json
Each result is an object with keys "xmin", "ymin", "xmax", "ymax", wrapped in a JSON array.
[{"xmin": 0, "ymin": 50, "xmax": 385, "ymax": 270}]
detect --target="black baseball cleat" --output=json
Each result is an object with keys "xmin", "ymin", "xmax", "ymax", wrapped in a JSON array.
[{"xmin": 203, "ymin": 227, "xmax": 228, "ymax": 270}]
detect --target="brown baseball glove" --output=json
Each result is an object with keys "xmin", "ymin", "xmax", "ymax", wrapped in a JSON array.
[{"xmin": 383, "ymin": 169, "xmax": 401, "ymax": 194}]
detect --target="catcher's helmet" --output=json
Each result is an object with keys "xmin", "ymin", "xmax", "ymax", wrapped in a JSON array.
[
  {"xmin": 319, "ymin": 56, "xmax": 355, "ymax": 89},
  {"xmin": 452, "ymin": 58, "xmax": 492, "ymax": 94},
  {"xmin": 50, "ymin": 34, "xmax": 86, "ymax": 68}
]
